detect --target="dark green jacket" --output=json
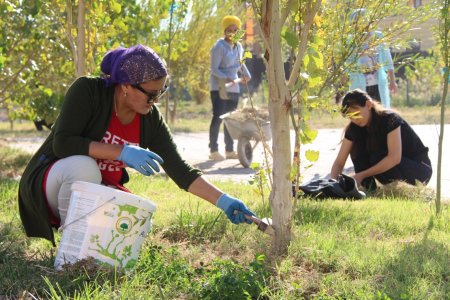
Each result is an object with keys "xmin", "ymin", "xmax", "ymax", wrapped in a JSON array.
[{"xmin": 18, "ymin": 77, "xmax": 202, "ymax": 245}]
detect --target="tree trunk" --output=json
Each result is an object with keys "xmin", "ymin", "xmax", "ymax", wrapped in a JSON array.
[
  {"xmin": 165, "ymin": 0, "xmax": 176, "ymax": 124},
  {"xmin": 76, "ymin": 0, "xmax": 86, "ymax": 77},
  {"xmin": 170, "ymin": 99, "xmax": 177, "ymax": 124},
  {"xmin": 260, "ymin": 0, "xmax": 293, "ymax": 257},
  {"xmin": 436, "ymin": 69, "xmax": 447, "ymax": 215},
  {"xmin": 436, "ymin": 0, "xmax": 450, "ymax": 215}
]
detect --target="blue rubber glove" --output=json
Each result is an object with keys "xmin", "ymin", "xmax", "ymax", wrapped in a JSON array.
[
  {"xmin": 117, "ymin": 145, "xmax": 164, "ymax": 176},
  {"xmin": 216, "ymin": 194, "xmax": 256, "ymax": 224}
]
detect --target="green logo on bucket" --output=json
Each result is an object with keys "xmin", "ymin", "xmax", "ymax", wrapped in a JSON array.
[
  {"xmin": 87, "ymin": 202, "xmax": 153, "ymax": 269},
  {"xmin": 116, "ymin": 217, "xmax": 132, "ymax": 234}
]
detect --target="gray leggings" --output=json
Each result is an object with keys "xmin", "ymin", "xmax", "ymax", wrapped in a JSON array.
[{"xmin": 45, "ymin": 155, "xmax": 102, "ymax": 225}]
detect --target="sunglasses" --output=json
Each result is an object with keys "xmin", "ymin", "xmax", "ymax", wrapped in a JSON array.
[{"xmin": 132, "ymin": 84, "xmax": 168, "ymax": 104}]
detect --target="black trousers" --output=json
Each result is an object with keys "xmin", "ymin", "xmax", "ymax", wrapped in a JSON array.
[
  {"xmin": 351, "ymin": 150, "xmax": 433, "ymax": 188},
  {"xmin": 208, "ymin": 91, "xmax": 239, "ymax": 152},
  {"xmin": 366, "ymin": 85, "xmax": 381, "ymax": 103}
]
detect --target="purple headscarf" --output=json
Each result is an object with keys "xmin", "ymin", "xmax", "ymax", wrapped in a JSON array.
[{"xmin": 100, "ymin": 44, "xmax": 167, "ymax": 87}]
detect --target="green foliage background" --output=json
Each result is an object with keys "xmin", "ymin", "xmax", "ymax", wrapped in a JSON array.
[
  {"xmin": 0, "ymin": 0, "xmax": 236, "ymax": 123},
  {"xmin": 1, "ymin": 0, "xmax": 443, "ymax": 125}
]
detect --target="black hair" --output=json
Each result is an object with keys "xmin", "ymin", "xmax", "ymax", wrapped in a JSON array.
[
  {"xmin": 341, "ymin": 89, "xmax": 370, "ymax": 109},
  {"xmin": 341, "ymin": 89, "xmax": 385, "ymax": 116}
]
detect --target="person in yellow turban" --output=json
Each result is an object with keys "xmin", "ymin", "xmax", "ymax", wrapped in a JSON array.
[{"xmin": 208, "ymin": 15, "xmax": 251, "ymax": 161}]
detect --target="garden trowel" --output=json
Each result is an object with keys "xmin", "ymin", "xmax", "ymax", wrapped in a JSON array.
[{"xmin": 244, "ymin": 214, "xmax": 275, "ymax": 236}]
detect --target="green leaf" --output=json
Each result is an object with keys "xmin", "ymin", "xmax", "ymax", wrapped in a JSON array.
[
  {"xmin": 111, "ymin": 1, "xmax": 122, "ymax": 13},
  {"xmin": 300, "ymin": 126, "xmax": 318, "ymax": 144},
  {"xmin": 304, "ymin": 47, "xmax": 324, "ymax": 75},
  {"xmin": 0, "ymin": 50, "xmax": 5, "ymax": 71},
  {"xmin": 231, "ymin": 29, "xmax": 246, "ymax": 44},
  {"xmin": 282, "ymin": 30, "xmax": 299, "ymax": 49},
  {"xmin": 303, "ymin": 55, "xmax": 310, "ymax": 69},
  {"xmin": 43, "ymin": 88, "xmax": 53, "ymax": 97},
  {"xmin": 305, "ymin": 150, "xmax": 319, "ymax": 162},
  {"xmin": 311, "ymin": 51, "xmax": 324, "ymax": 69},
  {"xmin": 112, "ymin": 19, "xmax": 126, "ymax": 31},
  {"xmin": 250, "ymin": 162, "xmax": 261, "ymax": 170},
  {"xmin": 308, "ymin": 76, "xmax": 323, "ymax": 88}
]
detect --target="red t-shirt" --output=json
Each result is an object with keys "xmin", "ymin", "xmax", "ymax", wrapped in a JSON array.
[
  {"xmin": 43, "ymin": 112, "xmax": 140, "ymax": 226},
  {"xmin": 97, "ymin": 112, "xmax": 140, "ymax": 191}
]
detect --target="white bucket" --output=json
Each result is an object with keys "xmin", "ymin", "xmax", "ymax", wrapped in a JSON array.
[{"xmin": 54, "ymin": 181, "xmax": 156, "ymax": 269}]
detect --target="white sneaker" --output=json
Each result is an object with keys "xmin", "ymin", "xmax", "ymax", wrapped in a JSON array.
[
  {"xmin": 225, "ymin": 151, "xmax": 239, "ymax": 159},
  {"xmin": 209, "ymin": 151, "xmax": 225, "ymax": 161}
]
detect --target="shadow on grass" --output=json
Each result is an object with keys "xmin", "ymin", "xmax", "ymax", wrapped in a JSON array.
[{"xmin": 380, "ymin": 217, "xmax": 450, "ymax": 299}]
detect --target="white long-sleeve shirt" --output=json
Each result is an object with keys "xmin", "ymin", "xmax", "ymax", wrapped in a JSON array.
[{"xmin": 209, "ymin": 38, "xmax": 251, "ymax": 94}]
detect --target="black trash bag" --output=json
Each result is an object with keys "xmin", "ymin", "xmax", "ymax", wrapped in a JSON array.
[{"xmin": 296, "ymin": 174, "xmax": 366, "ymax": 200}]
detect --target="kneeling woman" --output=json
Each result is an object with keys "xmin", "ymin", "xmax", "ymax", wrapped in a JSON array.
[
  {"xmin": 18, "ymin": 44, "xmax": 255, "ymax": 246},
  {"xmin": 330, "ymin": 89, "xmax": 432, "ymax": 190}
]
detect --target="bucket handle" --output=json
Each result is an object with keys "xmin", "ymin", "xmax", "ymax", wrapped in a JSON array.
[{"xmin": 58, "ymin": 196, "xmax": 117, "ymax": 232}]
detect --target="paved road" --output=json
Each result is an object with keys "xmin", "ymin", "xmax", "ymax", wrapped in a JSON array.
[
  {"xmin": 173, "ymin": 125, "xmax": 450, "ymax": 201},
  {"xmin": 7, "ymin": 124, "xmax": 450, "ymax": 200}
]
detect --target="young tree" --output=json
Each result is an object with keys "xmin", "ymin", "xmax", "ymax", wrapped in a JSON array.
[
  {"xmin": 436, "ymin": 0, "xmax": 449, "ymax": 214},
  {"xmin": 251, "ymin": 0, "xmax": 322, "ymax": 256}
]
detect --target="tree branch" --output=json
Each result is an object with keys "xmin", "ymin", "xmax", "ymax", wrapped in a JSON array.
[
  {"xmin": 287, "ymin": 0, "xmax": 322, "ymax": 89},
  {"xmin": 280, "ymin": 0, "xmax": 295, "ymax": 26},
  {"xmin": 253, "ymin": 0, "xmax": 272, "ymax": 58}
]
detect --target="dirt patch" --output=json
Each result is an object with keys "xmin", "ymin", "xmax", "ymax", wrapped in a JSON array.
[{"xmin": 226, "ymin": 107, "xmax": 270, "ymax": 123}]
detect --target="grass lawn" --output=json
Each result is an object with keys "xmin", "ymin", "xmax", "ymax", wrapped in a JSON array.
[{"xmin": 0, "ymin": 143, "xmax": 449, "ymax": 299}]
